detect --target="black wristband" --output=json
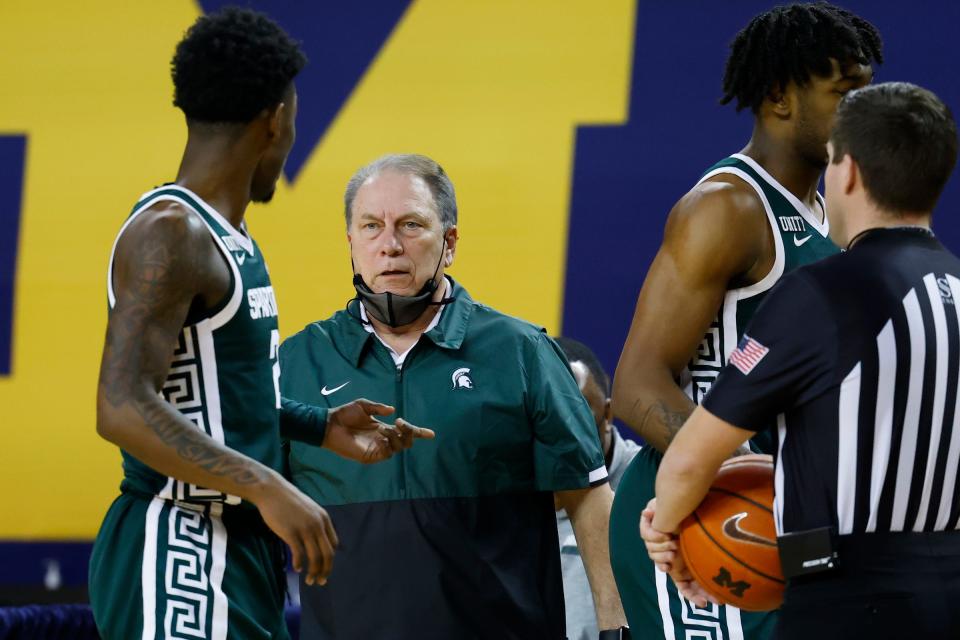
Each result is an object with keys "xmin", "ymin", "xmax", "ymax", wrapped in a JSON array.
[
  {"xmin": 598, "ymin": 627, "xmax": 630, "ymax": 640},
  {"xmin": 279, "ymin": 397, "xmax": 328, "ymax": 446}
]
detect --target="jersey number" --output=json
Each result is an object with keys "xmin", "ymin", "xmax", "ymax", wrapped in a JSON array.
[{"xmin": 269, "ymin": 329, "xmax": 280, "ymax": 409}]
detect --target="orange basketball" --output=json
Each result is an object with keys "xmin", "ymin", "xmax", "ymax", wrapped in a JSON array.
[{"xmin": 678, "ymin": 454, "xmax": 784, "ymax": 612}]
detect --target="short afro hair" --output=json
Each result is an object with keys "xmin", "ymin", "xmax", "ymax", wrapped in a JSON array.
[
  {"xmin": 721, "ymin": 2, "xmax": 883, "ymax": 113},
  {"xmin": 172, "ymin": 7, "xmax": 307, "ymax": 123}
]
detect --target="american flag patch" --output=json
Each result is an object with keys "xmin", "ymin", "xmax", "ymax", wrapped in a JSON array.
[{"xmin": 729, "ymin": 335, "xmax": 769, "ymax": 375}]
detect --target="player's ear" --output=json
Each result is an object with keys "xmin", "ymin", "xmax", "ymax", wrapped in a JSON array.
[
  {"xmin": 767, "ymin": 85, "xmax": 792, "ymax": 119},
  {"xmin": 265, "ymin": 102, "xmax": 286, "ymax": 139}
]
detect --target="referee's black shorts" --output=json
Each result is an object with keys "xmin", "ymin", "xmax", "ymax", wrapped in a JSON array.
[{"xmin": 776, "ymin": 531, "xmax": 960, "ymax": 640}]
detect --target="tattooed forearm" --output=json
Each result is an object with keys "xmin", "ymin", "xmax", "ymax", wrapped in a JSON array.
[
  {"xmin": 136, "ymin": 400, "xmax": 264, "ymax": 486},
  {"xmin": 640, "ymin": 400, "xmax": 692, "ymax": 448},
  {"xmin": 638, "ymin": 399, "xmax": 751, "ymax": 457}
]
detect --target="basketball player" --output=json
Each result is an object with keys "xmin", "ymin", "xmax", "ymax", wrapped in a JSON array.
[
  {"xmin": 608, "ymin": 4, "xmax": 882, "ymax": 638},
  {"xmin": 89, "ymin": 9, "xmax": 431, "ymax": 639}
]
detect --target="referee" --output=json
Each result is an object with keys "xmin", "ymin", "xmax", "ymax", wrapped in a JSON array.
[{"xmin": 640, "ymin": 82, "xmax": 960, "ymax": 639}]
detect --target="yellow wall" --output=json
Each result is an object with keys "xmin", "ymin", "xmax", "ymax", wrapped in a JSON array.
[{"xmin": 0, "ymin": 0, "xmax": 634, "ymax": 538}]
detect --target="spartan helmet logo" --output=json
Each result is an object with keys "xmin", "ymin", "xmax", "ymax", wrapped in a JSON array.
[{"xmin": 451, "ymin": 367, "xmax": 473, "ymax": 390}]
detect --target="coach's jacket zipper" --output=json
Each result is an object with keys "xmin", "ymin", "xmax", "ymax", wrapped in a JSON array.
[{"xmin": 395, "ymin": 359, "xmax": 406, "ymax": 499}]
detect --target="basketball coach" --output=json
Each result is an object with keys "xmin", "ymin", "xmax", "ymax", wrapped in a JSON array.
[
  {"xmin": 640, "ymin": 82, "xmax": 960, "ymax": 639},
  {"xmin": 279, "ymin": 154, "xmax": 627, "ymax": 639}
]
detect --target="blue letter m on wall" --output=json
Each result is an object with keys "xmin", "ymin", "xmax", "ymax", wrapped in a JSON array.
[{"xmin": 0, "ymin": 135, "xmax": 26, "ymax": 376}]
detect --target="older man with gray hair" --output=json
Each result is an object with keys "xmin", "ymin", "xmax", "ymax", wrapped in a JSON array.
[{"xmin": 280, "ymin": 154, "xmax": 627, "ymax": 639}]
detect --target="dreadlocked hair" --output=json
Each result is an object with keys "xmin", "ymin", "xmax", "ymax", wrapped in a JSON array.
[{"xmin": 721, "ymin": 2, "xmax": 883, "ymax": 113}]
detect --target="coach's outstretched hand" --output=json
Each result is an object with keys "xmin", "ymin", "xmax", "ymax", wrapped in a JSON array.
[
  {"xmin": 325, "ymin": 398, "xmax": 435, "ymax": 464},
  {"xmin": 254, "ymin": 472, "xmax": 339, "ymax": 587}
]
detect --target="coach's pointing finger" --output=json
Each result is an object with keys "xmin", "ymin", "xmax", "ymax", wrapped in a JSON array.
[{"xmin": 395, "ymin": 418, "xmax": 436, "ymax": 443}]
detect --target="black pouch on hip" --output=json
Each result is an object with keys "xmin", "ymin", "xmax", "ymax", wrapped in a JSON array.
[{"xmin": 777, "ymin": 526, "xmax": 839, "ymax": 579}]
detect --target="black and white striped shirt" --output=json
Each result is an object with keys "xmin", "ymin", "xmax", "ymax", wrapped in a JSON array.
[{"xmin": 703, "ymin": 227, "xmax": 960, "ymax": 537}]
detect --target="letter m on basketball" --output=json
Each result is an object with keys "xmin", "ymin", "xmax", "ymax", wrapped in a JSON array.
[{"xmin": 713, "ymin": 567, "xmax": 751, "ymax": 598}]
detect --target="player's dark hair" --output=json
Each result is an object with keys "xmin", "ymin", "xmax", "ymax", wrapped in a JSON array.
[
  {"xmin": 171, "ymin": 7, "xmax": 307, "ymax": 123},
  {"xmin": 831, "ymin": 82, "xmax": 958, "ymax": 215},
  {"xmin": 553, "ymin": 336, "xmax": 610, "ymax": 398},
  {"xmin": 721, "ymin": 2, "xmax": 883, "ymax": 113}
]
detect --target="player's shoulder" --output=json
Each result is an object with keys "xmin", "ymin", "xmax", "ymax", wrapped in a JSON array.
[
  {"xmin": 657, "ymin": 171, "xmax": 770, "ymax": 275},
  {"xmin": 120, "ymin": 198, "xmax": 210, "ymax": 249},
  {"xmin": 660, "ymin": 172, "xmax": 769, "ymax": 262},
  {"xmin": 669, "ymin": 172, "xmax": 767, "ymax": 231}
]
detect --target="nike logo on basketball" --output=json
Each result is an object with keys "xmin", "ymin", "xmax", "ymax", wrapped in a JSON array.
[
  {"xmin": 321, "ymin": 381, "xmax": 350, "ymax": 396},
  {"xmin": 793, "ymin": 234, "xmax": 812, "ymax": 247},
  {"xmin": 722, "ymin": 512, "xmax": 776, "ymax": 547}
]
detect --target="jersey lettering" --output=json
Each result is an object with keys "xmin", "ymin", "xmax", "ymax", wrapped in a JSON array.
[
  {"xmin": 777, "ymin": 215, "xmax": 806, "ymax": 232},
  {"xmin": 269, "ymin": 329, "xmax": 280, "ymax": 409},
  {"xmin": 248, "ymin": 286, "xmax": 279, "ymax": 320},
  {"xmin": 938, "ymin": 276, "xmax": 954, "ymax": 305}
]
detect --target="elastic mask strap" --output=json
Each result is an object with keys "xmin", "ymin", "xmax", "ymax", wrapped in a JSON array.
[{"xmin": 344, "ymin": 294, "xmax": 369, "ymax": 325}]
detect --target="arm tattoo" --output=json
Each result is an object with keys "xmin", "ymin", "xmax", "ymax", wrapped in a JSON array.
[
  {"xmin": 136, "ymin": 401, "xmax": 262, "ymax": 485},
  {"xmin": 98, "ymin": 212, "xmax": 259, "ymax": 486},
  {"xmin": 101, "ymin": 216, "xmax": 195, "ymax": 407},
  {"xmin": 640, "ymin": 399, "xmax": 692, "ymax": 446}
]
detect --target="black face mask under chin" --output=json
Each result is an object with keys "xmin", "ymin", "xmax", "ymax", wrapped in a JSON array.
[{"xmin": 351, "ymin": 250, "xmax": 454, "ymax": 328}]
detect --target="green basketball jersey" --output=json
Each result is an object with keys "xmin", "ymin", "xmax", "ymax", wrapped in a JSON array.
[
  {"xmin": 106, "ymin": 185, "xmax": 282, "ymax": 506},
  {"xmin": 680, "ymin": 153, "xmax": 840, "ymax": 406}
]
